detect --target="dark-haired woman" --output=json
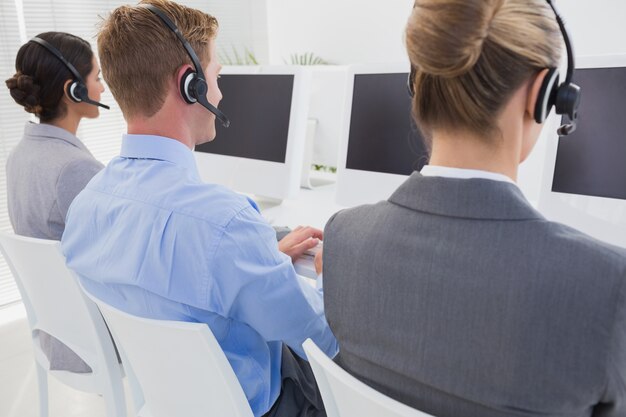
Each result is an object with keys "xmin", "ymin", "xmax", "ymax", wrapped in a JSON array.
[
  {"xmin": 5, "ymin": 32, "xmax": 105, "ymax": 373},
  {"xmin": 321, "ymin": 0, "xmax": 626, "ymax": 416}
]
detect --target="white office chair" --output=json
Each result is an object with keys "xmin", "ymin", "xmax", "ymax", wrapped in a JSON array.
[
  {"xmin": 85, "ymin": 293, "xmax": 254, "ymax": 417},
  {"xmin": 303, "ymin": 339, "xmax": 435, "ymax": 417},
  {"xmin": 0, "ymin": 233, "xmax": 126, "ymax": 417}
]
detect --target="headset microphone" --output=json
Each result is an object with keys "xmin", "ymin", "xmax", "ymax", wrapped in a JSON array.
[
  {"xmin": 82, "ymin": 98, "xmax": 110, "ymax": 110},
  {"xmin": 68, "ymin": 81, "xmax": 110, "ymax": 109},
  {"xmin": 557, "ymin": 123, "xmax": 575, "ymax": 137},
  {"xmin": 142, "ymin": 4, "xmax": 231, "ymax": 128},
  {"xmin": 29, "ymin": 37, "xmax": 110, "ymax": 110}
]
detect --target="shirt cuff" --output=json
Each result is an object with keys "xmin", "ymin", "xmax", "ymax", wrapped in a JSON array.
[{"xmin": 316, "ymin": 273, "xmax": 323, "ymax": 290}]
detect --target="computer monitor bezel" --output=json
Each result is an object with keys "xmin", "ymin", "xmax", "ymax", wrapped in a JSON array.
[
  {"xmin": 193, "ymin": 65, "xmax": 311, "ymax": 201},
  {"xmin": 538, "ymin": 54, "xmax": 626, "ymax": 247},
  {"xmin": 335, "ymin": 62, "xmax": 423, "ymax": 208}
]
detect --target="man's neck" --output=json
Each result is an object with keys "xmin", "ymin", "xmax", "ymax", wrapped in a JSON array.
[{"xmin": 127, "ymin": 110, "xmax": 195, "ymax": 149}]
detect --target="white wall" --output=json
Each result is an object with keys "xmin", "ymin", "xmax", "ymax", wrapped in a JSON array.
[
  {"xmin": 266, "ymin": 0, "xmax": 414, "ymax": 65},
  {"xmin": 559, "ymin": 0, "xmax": 626, "ymax": 57},
  {"xmin": 208, "ymin": 0, "xmax": 270, "ymax": 64}
]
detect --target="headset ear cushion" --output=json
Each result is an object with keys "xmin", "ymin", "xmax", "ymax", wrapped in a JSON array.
[
  {"xmin": 180, "ymin": 68, "xmax": 197, "ymax": 104},
  {"xmin": 555, "ymin": 82, "xmax": 582, "ymax": 120},
  {"xmin": 67, "ymin": 81, "xmax": 87, "ymax": 103},
  {"xmin": 534, "ymin": 68, "xmax": 560, "ymax": 123}
]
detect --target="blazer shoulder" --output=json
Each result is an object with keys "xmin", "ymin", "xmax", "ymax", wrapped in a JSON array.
[
  {"xmin": 540, "ymin": 218, "xmax": 626, "ymax": 270},
  {"xmin": 325, "ymin": 201, "xmax": 391, "ymax": 230}
]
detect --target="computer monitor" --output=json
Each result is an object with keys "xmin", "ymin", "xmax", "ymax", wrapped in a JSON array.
[
  {"xmin": 335, "ymin": 63, "xmax": 429, "ymax": 207},
  {"xmin": 538, "ymin": 55, "xmax": 626, "ymax": 247},
  {"xmin": 194, "ymin": 66, "xmax": 310, "ymax": 201}
]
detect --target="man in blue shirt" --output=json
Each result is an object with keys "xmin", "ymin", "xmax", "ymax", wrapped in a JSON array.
[{"xmin": 61, "ymin": 1, "xmax": 338, "ymax": 416}]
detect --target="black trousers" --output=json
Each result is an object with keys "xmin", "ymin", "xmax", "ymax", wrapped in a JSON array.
[{"xmin": 262, "ymin": 345, "xmax": 327, "ymax": 417}]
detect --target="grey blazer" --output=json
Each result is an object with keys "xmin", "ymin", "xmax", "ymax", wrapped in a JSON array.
[
  {"xmin": 6, "ymin": 122, "xmax": 103, "ymax": 373},
  {"xmin": 323, "ymin": 172, "xmax": 626, "ymax": 417},
  {"xmin": 7, "ymin": 122, "xmax": 103, "ymax": 240}
]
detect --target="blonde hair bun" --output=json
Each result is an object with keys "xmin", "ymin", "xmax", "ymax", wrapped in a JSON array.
[{"xmin": 407, "ymin": 0, "xmax": 504, "ymax": 78}]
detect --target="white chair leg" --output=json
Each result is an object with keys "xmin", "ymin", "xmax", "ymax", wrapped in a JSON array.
[
  {"xmin": 101, "ymin": 378, "xmax": 127, "ymax": 417},
  {"xmin": 125, "ymin": 365, "xmax": 145, "ymax": 414},
  {"xmin": 35, "ymin": 362, "xmax": 48, "ymax": 417}
]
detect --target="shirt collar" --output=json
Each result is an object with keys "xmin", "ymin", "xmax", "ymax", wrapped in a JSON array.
[
  {"xmin": 24, "ymin": 121, "xmax": 89, "ymax": 152},
  {"xmin": 420, "ymin": 165, "xmax": 518, "ymax": 187},
  {"xmin": 121, "ymin": 134, "xmax": 201, "ymax": 181}
]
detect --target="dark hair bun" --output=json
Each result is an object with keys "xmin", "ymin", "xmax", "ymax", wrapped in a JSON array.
[{"xmin": 5, "ymin": 72, "xmax": 43, "ymax": 115}]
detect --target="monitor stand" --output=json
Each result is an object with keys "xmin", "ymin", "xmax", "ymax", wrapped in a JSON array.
[
  {"xmin": 308, "ymin": 173, "xmax": 336, "ymax": 188},
  {"xmin": 300, "ymin": 119, "xmax": 337, "ymax": 190}
]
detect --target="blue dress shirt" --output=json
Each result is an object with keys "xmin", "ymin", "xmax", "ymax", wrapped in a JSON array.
[{"xmin": 61, "ymin": 134, "xmax": 338, "ymax": 416}]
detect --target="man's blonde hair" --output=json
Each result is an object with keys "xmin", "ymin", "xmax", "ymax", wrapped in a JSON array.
[
  {"xmin": 98, "ymin": 0, "xmax": 218, "ymax": 118},
  {"xmin": 406, "ymin": 0, "xmax": 562, "ymax": 139}
]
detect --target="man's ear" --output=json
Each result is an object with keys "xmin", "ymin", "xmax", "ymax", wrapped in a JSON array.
[{"xmin": 526, "ymin": 68, "xmax": 550, "ymax": 120}]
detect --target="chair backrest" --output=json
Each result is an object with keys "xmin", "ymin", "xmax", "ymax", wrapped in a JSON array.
[
  {"xmin": 0, "ymin": 232, "xmax": 120, "ymax": 382},
  {"xmin": 303, "ymin": 339, "xmax": 436, "ymax": 417},
  {"xmin": 89, "ymin": 294, "xmax": 254, "ymax": 417}
]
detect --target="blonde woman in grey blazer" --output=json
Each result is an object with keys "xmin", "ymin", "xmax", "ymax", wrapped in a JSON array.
[
  {"xmin": 322, "ymin": 1, "xmax": 626, "ymax": 416},
  {"xmin": 5, "ymin": 32, "xmax": 105, "ymax": 373}
]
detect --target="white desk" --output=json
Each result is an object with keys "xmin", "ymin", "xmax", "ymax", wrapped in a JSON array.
[{"xmin": 259, "ymin": 182, "xmax": 347, "ymax": 230}]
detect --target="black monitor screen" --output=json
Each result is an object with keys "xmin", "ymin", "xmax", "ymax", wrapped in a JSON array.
[
  {"xmin": 552, "ymin": 67, "xmax": 626, "ymax": 199},
  {"xmin": 195, "ymin": 74, "xmax": 294, "ymax": 163},
  {"xmin": 346, "ymin": 73, "xmax": 428, "ymax": 175}
]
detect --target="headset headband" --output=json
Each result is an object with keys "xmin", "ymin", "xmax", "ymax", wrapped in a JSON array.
[
  {"xmin": 142, "ymin": 5, "xmax": 207, "ymax": 83},
  {"xmin": 407, "ymin": 1, "xmax": 574, "ymax": 92},
  {"xmin": 30, "ymin": 37, "xmax": 86, "ymax": 84},
  {"xmin": 29, "ymin": 36, "xmax": 110, "ymax": 110},
  {"xmin": 142, "ymin": 4, "xmax": 230, "ymax": 128},
  {"xmin": 407, "ymin": 0, "xmax": 580, "ymax": 136},
  {"xmin": 545, "ymin": 0, "xmax": 574, "ymax": 85}
]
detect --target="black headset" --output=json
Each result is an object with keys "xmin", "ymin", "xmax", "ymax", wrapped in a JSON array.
[
  {"xmin": 535, "ymin": 0, "xmax": 581, "ymax": 136},
  {"xmin": 407, "ymin": 0, "xmax": 581, "ymax": 137},
  {"xmin": 142, "ymin": 4, "xmax": 230, "ymax": 128},
  {"xmin": 29, "ymin": 37, "xmax": 110, "ymax": 110}
]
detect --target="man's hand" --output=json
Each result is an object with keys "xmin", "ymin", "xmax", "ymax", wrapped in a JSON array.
[{"xmin": 278, "ymin": 225, "xmax": 323, "ymax": 262}]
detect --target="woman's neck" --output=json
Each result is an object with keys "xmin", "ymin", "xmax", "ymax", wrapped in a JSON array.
[
  {"xmin": 428, "ymin": 130, "xmax": 521, "ymax": 182},
  {"xmin": 46, "ymin": 113, "xmax": 81, "ymax": 136}
]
